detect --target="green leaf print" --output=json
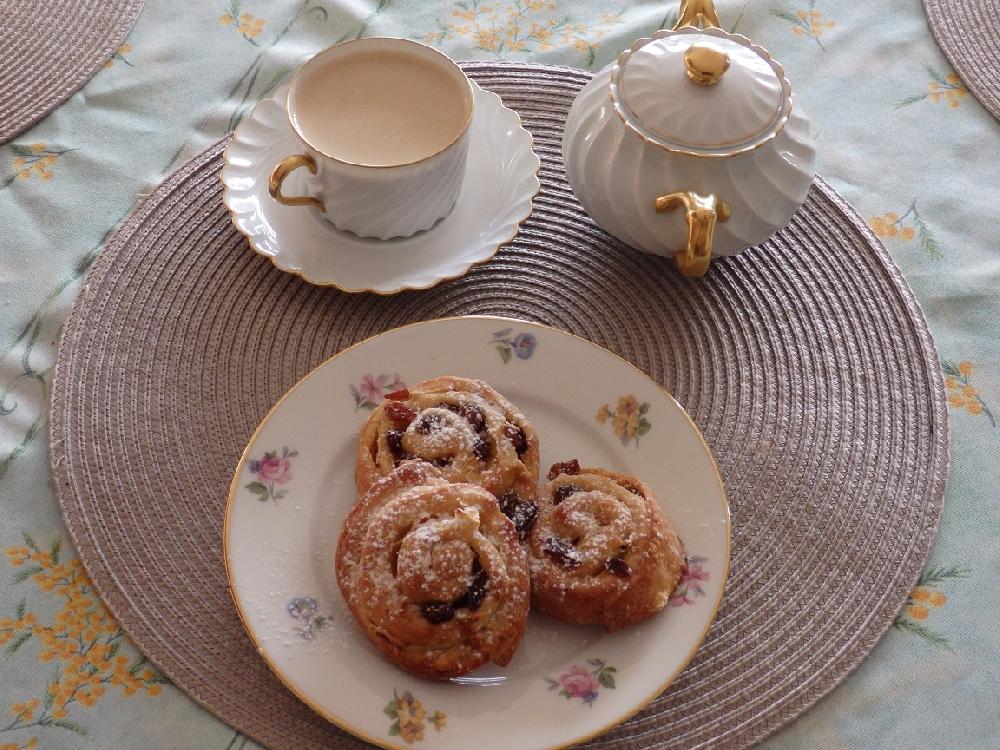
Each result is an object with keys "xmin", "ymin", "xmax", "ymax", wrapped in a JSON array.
[{"xmin": 51, "ymin": 718, "xmax": 89, "ymax": 735}]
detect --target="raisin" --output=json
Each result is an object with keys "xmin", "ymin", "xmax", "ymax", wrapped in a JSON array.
[
  {"xmin": 542, "ymin": 537, "xmax": 582, "ymax": 568},
  {"xmin": 414, "ymin": 414, "xmax": 442, "ymax": 434},
  {"xmin": 552, "ymin": 485, "xmax": 580, "ymax": 505},
  {"xmin": 420, "ymin": 602, "xmax": 455, "ymax": 624},
  {"xmin": 384, "ymin": 401, "xmax": 417, "ymax": 426},
  {"xmin": 454, "ymin": 569, "xmax": 489, "ymax": 611},
  {"xmin": 504, "ymin": 424, "xmax": 528, "ymax": 455},
  {"xmin": 499, "ymin": 492, "xmax": 539, "ymax": 539},
  {"xmin": 462, "ymin": 405, "xmax": 486, "ymax": 432},
  {"xmin": 385, "ymin": 388, "xmax": 410, "ymax": 401},
  {"xmin": 547, "ymin": 459, "xmax": 581, "ymax": 480},
  {"xmin": 623, "ymin": 484, "xmax": 644, "ymax": 497},
  {"xmin": 605, "ymin": 556, "xmax": 632, "ymax": 578},
  {"xmin": 386, "ymin": 430, "xmax": 405, "ymax": 459},
  {"xmin": 472, "ymin": 437, "xmax": 491, "ymax": 461},
  {"xmin": 432, "ymin": 457, "xmax": 452, "ymax": 468}
]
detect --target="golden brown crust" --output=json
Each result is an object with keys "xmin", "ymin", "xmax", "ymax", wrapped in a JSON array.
[
  {"xmin": 336, "ymin": 461, "xmax": 530, "ymax": 679},
  {"xmin": 528, "ymin": 466, "xmax": 685, "ymax": 631},
  {"xmin": 355, "ymin": 376, "xmax": 540, "ymax": 501}
]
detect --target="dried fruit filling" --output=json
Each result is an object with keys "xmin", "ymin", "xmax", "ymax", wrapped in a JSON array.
[
  {"xmin": 384, "ymin": 400, "xmax": 417, "ymax": 426},
  {"xmin": 552, "ymin": 484, "xmax": 580, "ymax": 505},
  {"xmin": 504, "ymin": 423, "xmax": 529, "ymax": 456},
  {"xmin": 419, "ymin": 559, "xmax": 490, "ymax": 622},
  {"xmin": 499, "ymin": 492, "xmax": 539, "ymax": 539},
  {"xmin": 386, "ymin": 429, "xmax": 405, "ymax": 460},
  {"xmin": 547, "ymin": 459, "xmax": 580, "ymax": 480},
  {"xmin": 605, "ymin": 556, "xmax": 632, "ymax": 578},
  {"xmin": 542, "ymin": 536, "xmax": 583, "ymax": 568}
]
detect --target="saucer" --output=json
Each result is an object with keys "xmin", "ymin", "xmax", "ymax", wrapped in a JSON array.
[{"xmin": 221, "ymin": 82, "xmax": 540, "ymax": 294}]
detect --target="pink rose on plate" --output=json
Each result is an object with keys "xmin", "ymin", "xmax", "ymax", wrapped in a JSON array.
[
  {"xmin": 246, "ymin": 447, "xmax": 298, "ymax": 503},
  {"xmin": 684, "ymin": 562, "xmax": 710, "ymax": 583},
  {"xmin": 559, "ymin": 665, "xmax": 599, "ymax": 700},
  {"xmin": 358, "ymin": 373, "xmax": 385, "ymax": 403},
  {"xmin": 256, "ymin": 454, "xmax": 292, "ymax": 484},
  {"xmin": 669, "ymin": 555, "xmax": 710, "ymax": 607}
]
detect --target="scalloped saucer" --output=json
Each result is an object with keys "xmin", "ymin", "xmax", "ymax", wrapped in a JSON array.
[{"xmin": 221, "ymin": 83, "xmax": 540, "ymax": 294}]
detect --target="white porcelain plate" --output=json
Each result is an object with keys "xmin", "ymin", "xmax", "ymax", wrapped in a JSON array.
[
  {"xmin": 221, "ymin": 84, "xmax": 540, "ymax": 293},
  {"xmin": 225, "ymin": 316, "xmax": 729, "ymax": 750}
]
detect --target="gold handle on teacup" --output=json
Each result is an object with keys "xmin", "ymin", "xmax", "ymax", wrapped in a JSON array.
[
  {"xmin": 655, "ymin": 190, "xmax": 731, "ymax": 277},
  {"xmin": 268, "ymin": 154, "xmax": 325, "ymax": 211},
  {"xmin": 674, "ymin": 0, "xmax": 722, "ymax": 29}
]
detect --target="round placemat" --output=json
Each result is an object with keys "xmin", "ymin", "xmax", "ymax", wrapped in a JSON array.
[
  {"xmin": 0, "ymin": 0, "xmax": 143, "ymax": 143},
  {"xmin": 924, "ymin": 0, "xmax": 1000, "ymax": 121},
  {"xmin": 50, "ymin": 63, "xmax": 948, "ymax": 750}
]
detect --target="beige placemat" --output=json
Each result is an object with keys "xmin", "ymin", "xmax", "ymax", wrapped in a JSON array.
[
  {"xmin": 924, "ymin": 0, "xmax": 1000, "ymax": 121},
  {"xmin": 0, "ymin": 0, "xmax": 143, "ymax": 143},
  {"xmin": 49, "ymin": 63, "xmax": 948, "ymax": 750}
]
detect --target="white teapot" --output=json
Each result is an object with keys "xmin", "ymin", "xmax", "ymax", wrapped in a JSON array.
[{"xmin": 562, "ymin": 0, "xmax": 816, "ymax": 276}]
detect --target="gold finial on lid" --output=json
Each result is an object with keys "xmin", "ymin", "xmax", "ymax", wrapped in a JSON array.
[{"xmin": 684, "ymin": 43, "xmax": 730, "ymax": 86}]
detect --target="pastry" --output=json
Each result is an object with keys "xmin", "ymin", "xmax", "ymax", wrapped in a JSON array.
[
  {"xmin": 336, "ymin": 461, "xmax": 530, "ymax": 679},
  {"xmin": 355, "ymin": 377, "xmax": 540, "ymax": 536},
  {"xmin": 528, "ymin": 460, "xmax": 685, "ymax": 631}
]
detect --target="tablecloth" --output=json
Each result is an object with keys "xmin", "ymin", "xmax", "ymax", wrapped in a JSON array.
[{"xmin": 1, "ymin": 1, "xmax": 997, "ymax": 748}]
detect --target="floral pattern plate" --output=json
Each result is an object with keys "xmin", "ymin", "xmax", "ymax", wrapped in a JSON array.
[
  {"xmin": 221, "ymin": 82, "xmax": 540, "ymax": 294},
  {"xmin": 224, "ymin": 316, "xmax": 729, "ymax": 750}
]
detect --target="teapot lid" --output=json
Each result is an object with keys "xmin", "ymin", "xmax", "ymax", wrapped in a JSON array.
[{"xmin": 610, "ymin": 26, "xmax": 793, "ymax": 158}]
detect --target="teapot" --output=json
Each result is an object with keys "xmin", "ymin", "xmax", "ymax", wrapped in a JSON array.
[{"xmin": 562, "ymin": 0, "xmax": 816, "ymax": 276}]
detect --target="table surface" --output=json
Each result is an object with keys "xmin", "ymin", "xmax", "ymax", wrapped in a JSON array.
[{"xmin": 1, "ymin": 1, "xmax": 997, "ymax": 749}]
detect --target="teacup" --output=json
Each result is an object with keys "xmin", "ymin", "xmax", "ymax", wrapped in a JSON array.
[{"xmin": 269, "ymin": 38, "xmax": 474, "ymax": 240}]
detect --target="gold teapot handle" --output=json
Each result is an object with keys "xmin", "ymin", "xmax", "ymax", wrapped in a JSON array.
[
  {"xmin": 674, "ymin": 0, "xmax": 721, "ymax": 29},
  {"xmin": 655, "ymin": 190, "xmax": 731, "ymax": 277},
  {"xmin": 268, "ymin": 154, "xmax": 325, "ymax": 211}
]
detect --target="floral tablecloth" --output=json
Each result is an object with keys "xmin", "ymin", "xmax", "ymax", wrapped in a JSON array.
[{"xmin": 1, "ymin": 1, "xmax": 997, "ymax": 748}]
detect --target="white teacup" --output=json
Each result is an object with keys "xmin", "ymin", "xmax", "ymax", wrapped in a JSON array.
[{"xmin": 268, "ymin": 38, "xmax": 474, "ymax": 240}]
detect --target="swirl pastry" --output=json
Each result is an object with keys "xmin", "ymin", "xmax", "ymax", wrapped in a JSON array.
[
  {"xmin": 528, "ymin": 460, "xmax": 686, "ymax": 631},
  {"xmin": 355, "ymin": 377, "xmax": 541, "ymax": 536},
  {"xmin": 336, "ymin": 461, "xmax": 530, "ymax": 679}
]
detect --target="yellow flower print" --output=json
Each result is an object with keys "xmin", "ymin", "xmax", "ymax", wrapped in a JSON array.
[
  {"xmin": 898, "ymin": 68, "xmax": 967, "ymax": 108},
  {"xmin": 868, "ymin": 200, "xmax": 942, "ymax": 260},
  {"xmin": 219, "ymin": 0, "xmax": 267, "ymax": 44},
  {"xmin": 397, "ymin": 694, "xmax": 426, "ymax": 725},
  {"xmin": 400, "ymin": 720, "xmax": 424, "ymax": 743},
  {"xmin": 3, "ymin": 142, "xmax": 74, "ymax": 188},
  {"xmin": 893, "ymin": 564, "xmax": 968, "ymax": 648},
  {"xmin": 384, "ymin": 690, "xmax": 445, "ymax": 743},
  {"xmin": 1, "ymin": 742, "xmax": 37, "ymax": 750},
  {"xmin": 596, "ymin": 395, "xmax": 652, "ymax": 447},
  {"xmin": 2, "ymin": 533, "xmax": 168, "ymax": 738},
  {"xmin": 102, "ymin": 42, "xmax": 133, "ymax": 68},
  {"xmin": 617, "ymin": 394, "xmax": 639, "ymax": 416},
  {"xmin": 942, "ymin": 360, "xmax": 994, "ymax": 425},
  {"xmin": 906, "ymin": 604, "xmax": 929, "ymax": 620},
  {"xmin": 773, "ymin": 2, "xmax": 834, "ymax": 49},
  {"xmin": 426, "ymin": 1, "xmax": 623, "ymax": 69},
  {"xmin": 429, "ymin": 710, "xmax": 447, "ymax": 730}
]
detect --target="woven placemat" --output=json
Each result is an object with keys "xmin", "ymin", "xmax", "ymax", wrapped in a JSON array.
[
  {"xmin": 0, "ymin": 0, "xmax": 143, "ymax": 143},
  {"xmin": 924, "ymin": 0, "xmax": 1000, "ymax": 121},
  {"xmin": 49, "ymin": 63, "xmax": 948, "ymax": 750}
]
